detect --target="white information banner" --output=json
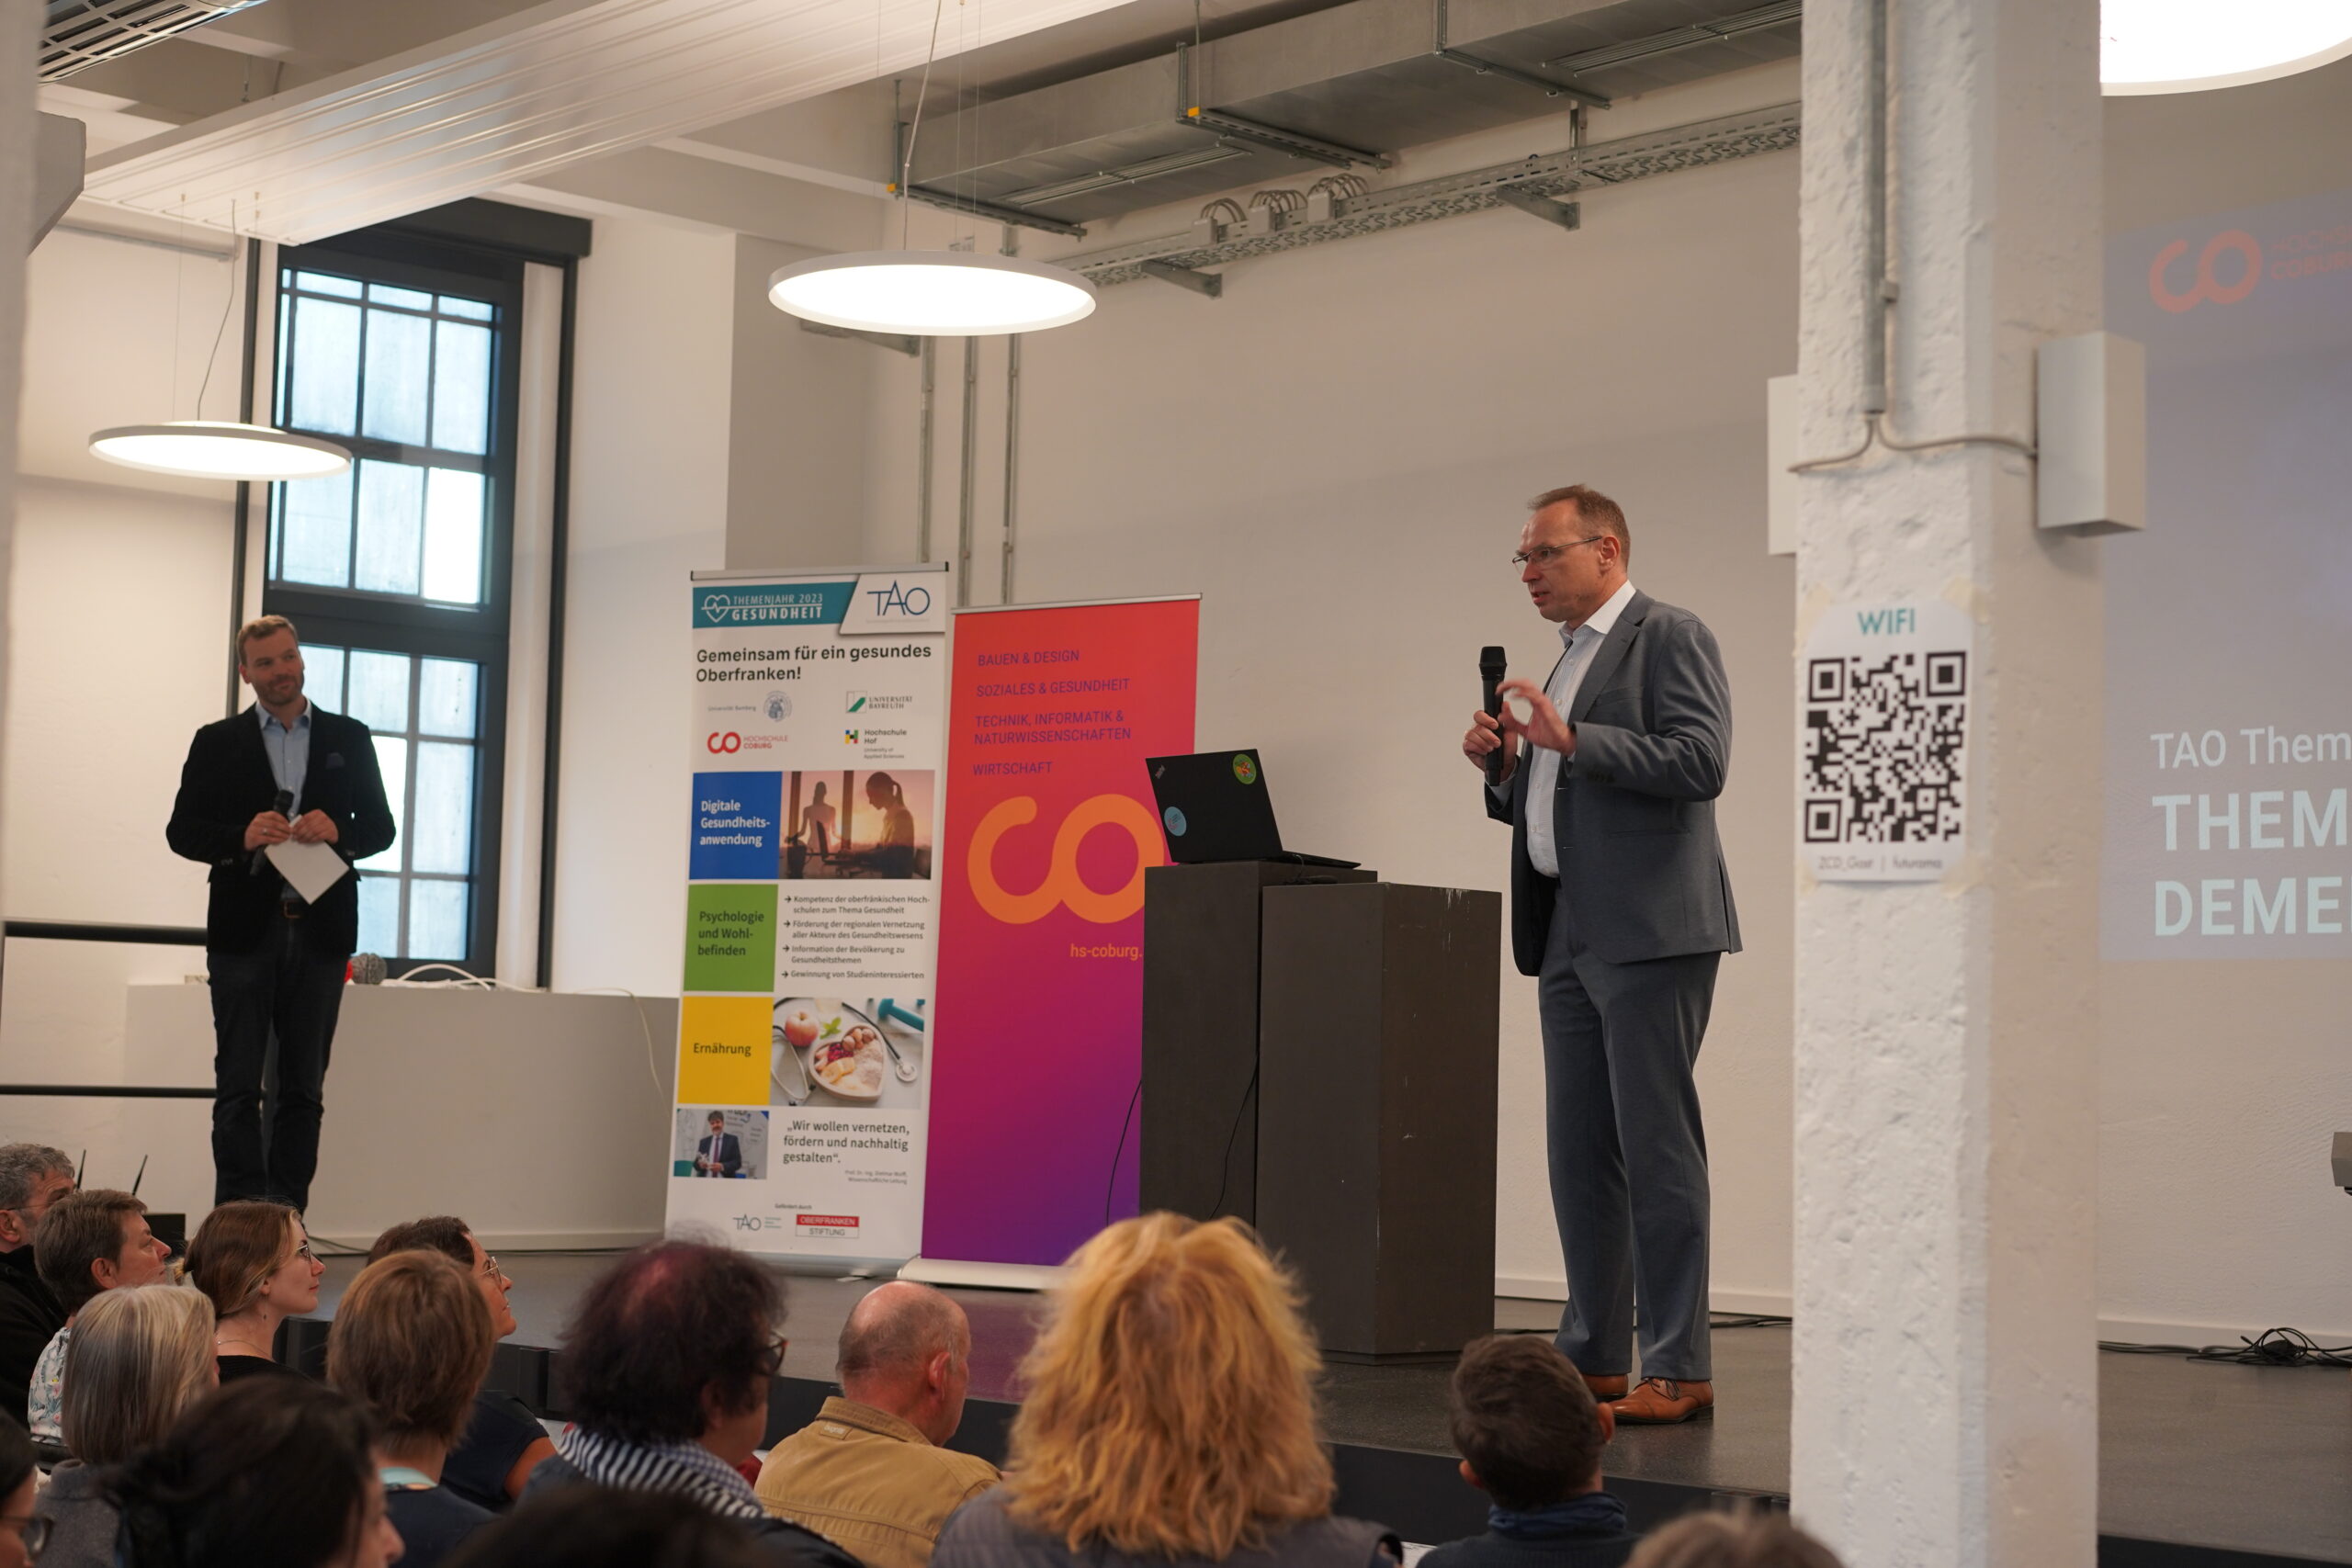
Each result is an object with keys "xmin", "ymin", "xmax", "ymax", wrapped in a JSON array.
[
  {"xmin": 1799, "ymin": 598, "xmax": 1973, "ymax": 883},
  {"xmin": 665, "ymin": 565, "xmax": 950, "ymax": 1261}
]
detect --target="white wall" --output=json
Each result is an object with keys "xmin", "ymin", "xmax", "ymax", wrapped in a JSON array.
[
  {"xmin": 546, "ymin": 216, "xmax": 735, "ymax": 995},
  {"xmin": 0, "ymin": 224, "xmax": 243, "ymax": 1173}
]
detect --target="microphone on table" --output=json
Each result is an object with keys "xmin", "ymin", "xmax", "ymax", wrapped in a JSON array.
[
  {"xmin": 251, "ymin": 788, "xmax": 295, "ymax": 875},
  {"xmin": 1480, "ymin": 646, "xmax": 1509, "ymax": 786}
]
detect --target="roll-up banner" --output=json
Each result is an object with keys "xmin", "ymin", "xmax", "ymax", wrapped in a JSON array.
[
  {"xmin": 914, "ymin": 596, "xmax": 1201, "ymax": 1278},
  {"xmin": 669, "ymin": 565, "xmax": 949, "ymax": 1262}
]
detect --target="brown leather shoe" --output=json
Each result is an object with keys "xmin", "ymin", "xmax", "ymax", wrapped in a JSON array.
[
  {"xmin": 1580, "ymin": 1372, "xmax": 1629, "ymax": 1401},
  {"xmin": 1609, "ymin": 1377, "xmax": 1713, "ymax": 1425}
]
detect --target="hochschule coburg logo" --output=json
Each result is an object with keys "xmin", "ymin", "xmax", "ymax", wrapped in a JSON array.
[
  {"xmin": 968, "ymin": 794, "xmax": 1163, "ymax": 924},
  {"xmin": 707, "ymin": 732, "xmax": 742, "ymax": 753},
  {"xmin": 2148, "ymin": 229, "xmax": 2261, "ymax": 313}
]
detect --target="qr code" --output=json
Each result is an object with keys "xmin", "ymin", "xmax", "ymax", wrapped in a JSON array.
[{"xmin": 1803, "ymin": 651, "xmax": 1968, "ymax": 843}]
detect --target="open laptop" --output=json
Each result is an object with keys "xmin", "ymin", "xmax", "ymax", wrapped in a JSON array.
[{"xmin": 1144, "ymin": 750, "xmax": 1359, "ymax": 868}]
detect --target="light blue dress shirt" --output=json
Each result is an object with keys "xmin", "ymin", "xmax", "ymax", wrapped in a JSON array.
[
  {"xmin": 257, "ymin": 702, "xmax": 312, "ymax": 813},
  {"xmin": 1522, "ymin": 580, "xmax": 1637, "ymax": 880}
]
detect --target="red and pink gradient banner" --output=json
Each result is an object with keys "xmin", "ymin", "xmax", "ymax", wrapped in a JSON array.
[{"xmin": 922, "ymin": 597, "xmax": 1199, "ymax": 1269}]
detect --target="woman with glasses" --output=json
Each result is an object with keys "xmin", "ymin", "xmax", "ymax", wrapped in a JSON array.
[
  {"xmin": 34, "ymin": 1284, "xmax": 217, "ymax": 1568},
  {"xmin": 367, "ymin": 1215, "xmax": 557, "ymax": 1511},
  {"xmin": 524, "ymin": 1240, "xmax": 855, "ymax": 1568},
  {"xmin": 181, "ymin": 1200, "xmax": 323, "ymax": 1382}
]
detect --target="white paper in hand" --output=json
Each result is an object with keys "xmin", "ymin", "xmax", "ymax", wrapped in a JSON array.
[{"xmin": 265, "ymin": 839, "xmax": 351, "ymax": 904}]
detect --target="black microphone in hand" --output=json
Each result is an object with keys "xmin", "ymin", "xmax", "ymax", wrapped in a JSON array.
[
  {"xmin": 1479, "ymin": 646, "xmax": 1508, "ymax": 786},
  {"xmin": 250, "ymin": 789, "xmax": 295, "ymax": 875}
]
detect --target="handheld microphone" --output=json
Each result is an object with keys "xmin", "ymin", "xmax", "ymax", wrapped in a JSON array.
[
  {"xmin": 250, "ymin": 788, "xmax": 295, "ymax": 875},
  {"xmin": 1479, "ymin": 646, "xmax": 1508, "ymax": 786}
]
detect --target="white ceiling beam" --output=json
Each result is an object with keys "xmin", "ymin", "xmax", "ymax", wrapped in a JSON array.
[{"xmin": 79, "ymin": 0, "xmax": 1148, "ymax": 245}]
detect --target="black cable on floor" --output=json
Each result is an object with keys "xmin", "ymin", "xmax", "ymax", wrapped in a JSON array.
[{"xmin": 2102, "ymin": 1326, "xmax": 2352, "ymax": 1369}]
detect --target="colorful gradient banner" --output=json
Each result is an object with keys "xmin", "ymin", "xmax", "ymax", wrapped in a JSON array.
[{"xmin": 923, "ymin": 597, "xmax": 1200, "ymax": 1268}]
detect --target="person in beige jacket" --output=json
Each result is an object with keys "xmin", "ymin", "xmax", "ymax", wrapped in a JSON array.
[{"xmin": 757, "ymin": 1281, "xmax": 1000, "ymax": 1568}]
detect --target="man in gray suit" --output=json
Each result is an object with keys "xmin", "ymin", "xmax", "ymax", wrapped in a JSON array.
[{"xmin": 1463, "ymin": 484, "xmax": 1739, "ymax": 1426}]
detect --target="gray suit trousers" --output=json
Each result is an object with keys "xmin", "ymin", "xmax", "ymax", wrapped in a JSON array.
[{"xmin": 1538, "ymin": 881, "xmax": 1718, "ymax": 1381}]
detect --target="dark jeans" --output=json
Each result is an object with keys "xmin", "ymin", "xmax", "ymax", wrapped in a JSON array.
[
  {"xmin": 1538, "ymin": 884, "xmax": 1721, "ymax": 1382},
  {"xmin": 208, "ymin": 914, "xmax": 347, "ymax": 1211}
]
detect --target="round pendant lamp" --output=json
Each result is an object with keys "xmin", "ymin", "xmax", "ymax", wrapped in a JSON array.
[
  {"xmin": 88, "ymin": 422, "xmax": 354, "ymax": 481},
  {"xmin": 2103, "ymin": 0, "xmax": 2352, "ymax": 93},
  {"xmin": 767, "ymin": 251, "xmax": 1097, "ymax": 337}
]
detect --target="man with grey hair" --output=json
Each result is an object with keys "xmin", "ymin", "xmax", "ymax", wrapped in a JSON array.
[
  {"xmin": 0, "ymin": 1144, "xmax": 74, "ymax": 1426},
  {"xmin": 755, "ymin": 1281, "xmax": 998, "ymax": 1568}
]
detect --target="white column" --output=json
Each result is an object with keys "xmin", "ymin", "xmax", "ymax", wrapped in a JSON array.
[{"xmin": 1791, "ymin": 1, "xmax": 2103, "ymax": 1565}]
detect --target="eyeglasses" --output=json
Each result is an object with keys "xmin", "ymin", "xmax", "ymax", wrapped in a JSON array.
[
  {"xmin": 757, "ymin": 1334, "xmax": 790, "ymax": 1379},
  {"xmin": 276, "ymin": 1240, "xmax": 317, "ymax": 1271},
  {"xmin": 475, "ymin": 1254, "xmax": 511, "ymax": 1285},
  {"xmin": 1511, "ymin": 536, "xmax": 1606, "ymax": 570}
]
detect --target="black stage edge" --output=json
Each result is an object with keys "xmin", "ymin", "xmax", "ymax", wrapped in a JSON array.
[{"xmin": 292, "ymin": 1261, "xmax": 2352, "ymax": 1568}]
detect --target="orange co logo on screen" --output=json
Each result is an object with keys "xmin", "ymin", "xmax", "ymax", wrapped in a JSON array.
[
  {"xmin": 967, "ymin": 795, "xmax": 1164, "ymax": 924},
  {"xmin": 2149, "ymin": 230, "xmax": 2260, "ymax": 313}
]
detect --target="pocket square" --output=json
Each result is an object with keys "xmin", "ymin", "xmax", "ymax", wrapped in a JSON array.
[{"xmin": 323, "ymin": 752, "xmax": 345, "ymax": 770}]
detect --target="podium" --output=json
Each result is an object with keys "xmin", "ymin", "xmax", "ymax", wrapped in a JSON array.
[{"xmin": 1140, "ymin": 864, "xmax": 1500, "ymax": 1362}]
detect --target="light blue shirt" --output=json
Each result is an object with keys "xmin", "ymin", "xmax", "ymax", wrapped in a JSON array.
[
  {"xmin": 1523, "ymin": 579, "xmax": 1636, "ymax": 880},
  {"xmin": 256, "ymin": 701, "xmax": 311, "ymax": 813}
]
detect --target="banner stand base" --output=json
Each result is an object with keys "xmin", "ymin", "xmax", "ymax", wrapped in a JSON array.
[{"xmin": 898, "ymin": 1255, "xmax": 1066, "ymax": 1292}]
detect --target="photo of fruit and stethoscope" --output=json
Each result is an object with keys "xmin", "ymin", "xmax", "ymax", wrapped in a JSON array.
[{"xmin": 771, "ymin": 997, "xmax": 924, "ymax": 1108}]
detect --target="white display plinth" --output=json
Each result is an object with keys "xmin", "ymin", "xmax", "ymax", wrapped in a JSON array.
[{"xmin": 124, "ymin": 983, "xmax": 680, "ymax": 1250}]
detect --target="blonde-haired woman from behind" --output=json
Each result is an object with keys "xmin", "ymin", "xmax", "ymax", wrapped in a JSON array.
[{"xmin": 933, "ymin": 1212, "xmax": 1399, "ymax": 1568}]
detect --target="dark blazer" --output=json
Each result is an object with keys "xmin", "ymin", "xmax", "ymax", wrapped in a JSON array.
[
  {"xmin": 699, "ymin": 1133, "xmax": 744, "ymax": 1178},
  {"xmin": 1486, "ymin": 591, "xmax": 1741, "ymax": 971},
  {"xmin": 166, "ymin": 705, "xmax": 397, "ymax": 957}
]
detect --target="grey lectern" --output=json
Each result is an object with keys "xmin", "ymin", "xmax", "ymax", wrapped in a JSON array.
[
  {"xmin": 1138, "ymin": 862, "xmax": 1374, "ymax": 1224},
  {"xmin": 1256, "ymin": 881, "xmax": 1501, "ymax": 1362}
]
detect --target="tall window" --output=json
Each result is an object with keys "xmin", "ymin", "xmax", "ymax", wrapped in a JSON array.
[{"xmin": 267, "ymin": 237, "xmax": 521, "ymax": 975}]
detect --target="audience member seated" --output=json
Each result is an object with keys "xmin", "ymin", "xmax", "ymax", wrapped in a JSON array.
[
  {"xmin": 182, "ymin": 1200, "xmax": 323, "ymax": 1382},
  {"xmin": 0, "ymin": 1144, "xmax": 74, "ymax": 1426},
  {"xmin": 526, "ymin": 1239, "xmax": 857, "ymax": 1568},
  {"xmin": 369, "ymin": 1214, "xmax": 557, "ymax": 1509},
  {"xmin": 330, "ymin": 1249, "xmax": 501, "ymax": 1568},
  {"xmin": 755, "ymin": 1281, "xmax": 999, "ymax": 1568},
  {"xmin": 0, "ymin": 1414, "xmax": 36, "ymax": 1568},
  {"xmin": 110, "ymin": 1378, "xmax": 401, "ymax": 1568},
  {"xmin": 34, "ymin": 1285, "xmax": 217, "ymax": 1568},
  {"xmin": 1623, "ymin": 1512, "xmax": 1842, "ymax": 1568},
  {"xmin": 1422, "ymin": 1336, "xmax": 1637, "ymax": 1568},
  {"xmin": 447, "ymin": 1486, "xmax": 768, "ymax": 1568},
  {"xmin": 932, "ymin": 1213, "xmax": 1400, "ymax": 1568},
  {"xmin": 28, "ymin": 1190, "xmax": 174, "ymax": 1442}
]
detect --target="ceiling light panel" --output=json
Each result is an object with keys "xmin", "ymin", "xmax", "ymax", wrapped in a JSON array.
[{"xmin": 79, "ymin": 0, "xmax": 1145, "ymax": 244}]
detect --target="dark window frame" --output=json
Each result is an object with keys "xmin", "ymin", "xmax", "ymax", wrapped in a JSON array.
[{"xmin": 266, "ymin": 231, "xmax": 525, "ymax": 978}]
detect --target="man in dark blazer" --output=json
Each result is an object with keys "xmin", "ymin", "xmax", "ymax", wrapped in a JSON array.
[
  {"xmin": 1464, "ymin": 485, "xmax": 1739, "ymax": 1427},
  {"xmin": 696, "ymin": 1113, "xmax": 744, "ymax": 1178},
  {"xmin": 167, "ymin": 617, "xmax": 395, "ymax": 1211}
]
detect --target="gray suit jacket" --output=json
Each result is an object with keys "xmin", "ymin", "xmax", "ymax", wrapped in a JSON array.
[{"xmin": 1485, "ymin": 590, "xmax": 1741, "ymax": 971}]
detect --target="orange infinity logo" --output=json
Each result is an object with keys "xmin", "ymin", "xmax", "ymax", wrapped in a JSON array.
[
  {"xmin": 967, "ymin": 795, "xmax": 1164, "ymax": 924},
  {"xmin": 2149, "ymin": 230, "xmax": 2261, "ymax": 313}
]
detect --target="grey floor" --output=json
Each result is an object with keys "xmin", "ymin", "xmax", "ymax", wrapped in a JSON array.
[{"xmin": 312, "ymin": 1253, "xmax": 2352, "ymax": 1564}]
